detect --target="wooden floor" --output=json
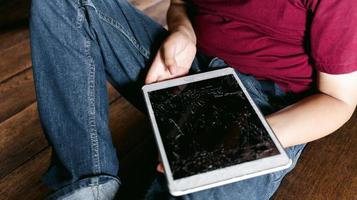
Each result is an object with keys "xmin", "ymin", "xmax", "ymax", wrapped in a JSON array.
[{"xmin": 0, "ymin": 0, "xmax": 356, "ymax": 200}]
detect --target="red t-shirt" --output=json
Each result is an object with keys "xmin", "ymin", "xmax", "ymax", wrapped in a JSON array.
[{"xmin": 190, "ymin": 0, "xmax": 357, "ymax": 93}]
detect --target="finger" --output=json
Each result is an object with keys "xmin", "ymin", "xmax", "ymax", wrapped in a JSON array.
[
  {"xmin": 145, "ymin": 53, "xmax": 163, "ymax": 84},
  {"xmin": 166, "ymin": 58, "xmax": 178, "ymax": 75},
  {"xmin": 157, "ymin": 163, "xmax": 164, "ymax": 173},
  {"xmin": 162, "ymin": 41, "xmax": 178, "ymax": 75}
]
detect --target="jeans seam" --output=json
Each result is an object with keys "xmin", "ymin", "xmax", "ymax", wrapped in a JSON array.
[
  {"xmin": 76, "ymin": 7, "xmax": 84, "ymax": 29},
  {"xmin": 95, "ymin": 9, "xmax": 150, "ymax": 60},
  {"xmin": 208, "ymin": 57, "xmax": 220, "ymax": 67},
  {"xmin": 46, "ymin": 176, "xmax": 120, "ymax": 199},
  {"xmin": 85, "ymin": 37, "xmax": 101, "ymax": 174},
  {"xmin": 90, "ymin": 185, "xmax": 100, "ymax": 200},
  {"xmin": 90, "ymin": 177, "xmax": 99, "ymax": 200}
]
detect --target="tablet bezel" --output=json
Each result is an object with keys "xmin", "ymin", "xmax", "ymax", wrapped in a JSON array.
[{"xmin": 142, "ymin": 67, "xmax": 292, "ymax": 196}]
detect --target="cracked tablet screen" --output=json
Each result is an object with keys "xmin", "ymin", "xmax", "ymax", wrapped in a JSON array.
[{"xmin": 149, "ymin": 74, "xmax": 280, "ymax": 179}]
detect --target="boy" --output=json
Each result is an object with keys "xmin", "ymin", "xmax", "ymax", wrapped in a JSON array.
[{"xmin": 30, "ymin": 0, "xmax": 357, "ymax": 199}]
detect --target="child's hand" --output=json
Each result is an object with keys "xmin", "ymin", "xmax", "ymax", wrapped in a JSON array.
[
  {"xmin": 157, "ymin": 154, "xmax": 164, "ymax": 173},
  {"xmin": 157, "ymin": 162, "xmax": 164, "ymax": 173},
  {"xmin": 145, "ymin": 30, "xmax": 196, "ymax": 84}
]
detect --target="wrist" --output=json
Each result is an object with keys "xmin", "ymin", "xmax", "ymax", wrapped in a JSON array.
[
  {"xmin": 170, "ymin": 25, "xmax": 197, "ymax": 44},
  {"xmin": 266, "ymin": 114, "xmax": 289, "ymax": 148}
]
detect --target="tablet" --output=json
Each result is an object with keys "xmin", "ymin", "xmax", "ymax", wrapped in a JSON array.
[{"xmin": 142, "ymin": 67, "xmax": 292, "ymax": 196}]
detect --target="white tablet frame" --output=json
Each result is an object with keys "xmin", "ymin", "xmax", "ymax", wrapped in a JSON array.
[{"xmin": 142, "ymin": 67, "xmax": 292, "ymax": 196}]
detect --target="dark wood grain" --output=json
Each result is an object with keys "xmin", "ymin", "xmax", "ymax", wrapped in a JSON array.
[
  {"xmin": 0, "ymin": 39, "xmax": 31, "ymax": 83},
  {"xmin": 0, "ymin": 28, "xmax": 29, "ymax": 54},
  {"xmin": 0, "ymin": 68, "xmax": 36, "ymax": 123},
  {"xmin": 0, "ymin": 103, "xmax": 47, "ymax": 179},
  {"xmin": 0, "ymin": 148, "xmax": 51, "ymax": 200}
]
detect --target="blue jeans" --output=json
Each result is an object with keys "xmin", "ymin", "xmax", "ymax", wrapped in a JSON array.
[{"xmin": 30, "ymin": 0, "xmax": 304, "ymax": 199}]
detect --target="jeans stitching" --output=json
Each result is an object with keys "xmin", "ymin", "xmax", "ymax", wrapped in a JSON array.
[
  {"xmin": 76, "ymin": 7, "xmax": 85, "ymax": 29},
  {"xmin": 95, "ymin": 9, "xmax": 150, "ymax": 60},
  {"xmin": 85, "ymin": 37, "xmax": 101, "ymax": 174}
]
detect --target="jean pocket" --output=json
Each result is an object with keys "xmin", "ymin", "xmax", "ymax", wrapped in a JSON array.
[{"xmin": 208, "ymin": 57, "xmax": 229, "ymax": 69}]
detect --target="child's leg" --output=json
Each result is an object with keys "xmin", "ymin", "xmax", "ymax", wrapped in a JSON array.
[{"xmin": 30, "ymin": 0, "xmax": 167, "ymax": 199}]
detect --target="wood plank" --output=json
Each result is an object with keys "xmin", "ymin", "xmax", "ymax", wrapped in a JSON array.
[
  {"xmin": 0, "ymin": 103, "xmax": 47, "ymax": 179},
  {"xmin": 0, "ymin": 148, "xmax": 51, "ymax": 200},
  {"xmin": 272, "ymin": 112, "xmax": 357, "ymax": 200},
  {"xmin": 0, "ymin": 39, "xmax": 31, "ymax": 83},
  {"xmin": 0, "ymin": 68, "xmax": 36, "ymax": 123},
  {"xmin": 0, "ymin": 28, "xmax": 29, "ymax": 54},
  {"xmin": 107, "ymin": 82, "xmax": 121, "ymax": 102}
]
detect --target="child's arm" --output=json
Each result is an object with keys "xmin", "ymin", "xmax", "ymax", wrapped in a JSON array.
[{"xmin": 267, "ymin": 71, "xmax": 357, "ymax": 148}]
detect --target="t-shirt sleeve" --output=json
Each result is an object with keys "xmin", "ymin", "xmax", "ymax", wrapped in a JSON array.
[{"xmin": 309, "ymin": 0, "xmax": 357, "ymax": 74}]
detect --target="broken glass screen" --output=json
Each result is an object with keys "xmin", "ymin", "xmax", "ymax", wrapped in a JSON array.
[{"xmin": 149, "ymin": 74, "xmax": 280, "ymax": 179}]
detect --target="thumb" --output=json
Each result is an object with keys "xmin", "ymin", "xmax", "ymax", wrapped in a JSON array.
[
  {"xmin": 162, "ymin": 42, "xmax": 178, "ymax": 75},
  {"xmin": 145, "ymin": 54, "xmax": 161, "ymax": 84}
]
